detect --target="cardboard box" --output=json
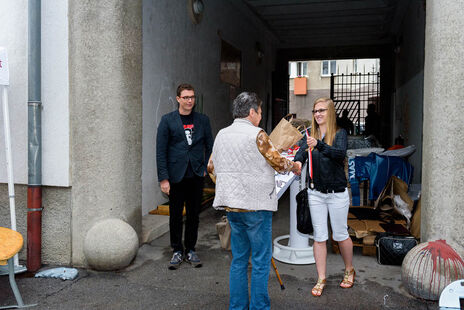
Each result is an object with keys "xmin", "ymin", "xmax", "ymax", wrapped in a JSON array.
[
  {"xmin": 331, "ymin": 235, "xmax": 376, "ymax": 257},
  {"xmin": 348, "ymin": 218, "xmax": 384, "ymax": 239}
]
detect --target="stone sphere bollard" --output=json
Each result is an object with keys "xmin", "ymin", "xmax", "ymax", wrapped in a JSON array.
[
  {"xmin": 84, "ymin": 218, "xmax": 139, "ymax": 271},
  {"xmin": 402, "ymin": 240, "xmax": 464, "ymax": 300}
]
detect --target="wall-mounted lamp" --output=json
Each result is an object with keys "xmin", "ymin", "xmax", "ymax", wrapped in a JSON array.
[{"xmin": 188, "ymin": 0, "xmax": 204, "ymax": 24}]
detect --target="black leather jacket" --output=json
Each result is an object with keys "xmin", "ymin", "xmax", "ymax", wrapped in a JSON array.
[{"xmin": 294, "ymin": 129, "xmax": 348, "ymax": 192}]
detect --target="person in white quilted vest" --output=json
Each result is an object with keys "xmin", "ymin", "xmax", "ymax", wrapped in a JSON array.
[{"xmin": 208, "ymin": 92, "xmax": 300, "ymax": 310}]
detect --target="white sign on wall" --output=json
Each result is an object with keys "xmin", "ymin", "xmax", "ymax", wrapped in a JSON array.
[{"xmin": 0, "ymin": 47, "xmax": 9, "ymax": 86}]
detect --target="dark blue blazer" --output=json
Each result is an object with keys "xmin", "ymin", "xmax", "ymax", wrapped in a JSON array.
[{"xmin": 156, "ymin": 110, "xmax": 213, "ymax": 184}]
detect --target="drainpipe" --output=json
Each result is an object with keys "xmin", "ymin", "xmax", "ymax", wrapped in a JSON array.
[{"xmin": 27, "ymin": 0, "xmax": 42, "ymax": 272}]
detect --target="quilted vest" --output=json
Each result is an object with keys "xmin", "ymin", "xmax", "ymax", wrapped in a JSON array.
[{"xmin": 212, "ymin": 118, "xmax": 277, "ymax": 211}]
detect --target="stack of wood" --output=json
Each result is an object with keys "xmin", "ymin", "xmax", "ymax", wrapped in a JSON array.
[{"xmin": 149, "ymin": 188, "xmax": 215, "ymax": 215}]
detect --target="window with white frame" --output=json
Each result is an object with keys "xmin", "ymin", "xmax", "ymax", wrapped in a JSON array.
[
  {"xmin": 321, "ymin": 60, "xmax": 337, "ymax": 76},
  {"xmin": 289, "ymin": 61, "xmax": 308, "ymax": 78}
]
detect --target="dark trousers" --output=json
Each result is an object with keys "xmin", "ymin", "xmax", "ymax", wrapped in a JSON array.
[{"xmin": 169, "ymin": 176, "xmax": 204, "ymax": 253}]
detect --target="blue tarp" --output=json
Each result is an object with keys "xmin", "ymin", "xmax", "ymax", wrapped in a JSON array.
[{"xmin": 348, "ymin": 153, "xmax": 413, "ymax": 205}]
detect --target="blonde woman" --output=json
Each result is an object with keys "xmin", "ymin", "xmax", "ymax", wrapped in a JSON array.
[{"xmin": 293, "ymin": 98, "xmax": 355, "ymax": 297}]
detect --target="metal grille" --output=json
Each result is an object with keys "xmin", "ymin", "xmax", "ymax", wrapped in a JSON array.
[{"xmin": 330, "ymin": 72, "xmax": 380, "ymax": 133}]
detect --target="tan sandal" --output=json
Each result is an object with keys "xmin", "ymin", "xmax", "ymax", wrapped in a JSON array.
[
  {"xmin": 311, "ymin": 278, "xmax": 326, "ymax": 297},
  {"xmin": 340, "ymin": 268, "xmax": 355, "ymax": 288}
]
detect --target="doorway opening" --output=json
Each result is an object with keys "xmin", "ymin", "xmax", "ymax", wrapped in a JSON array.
[{"xmin": 288, "ymin": 58, "xmax": 380, "ymax": 137}]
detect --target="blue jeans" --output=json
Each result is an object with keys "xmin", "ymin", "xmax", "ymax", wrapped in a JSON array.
[{"xmin": 227, "ymin": 211, "xmax": 273, "ymax": 310}]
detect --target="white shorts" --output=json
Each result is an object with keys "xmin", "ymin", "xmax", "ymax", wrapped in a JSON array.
[{"xmin": 308, "ymin": 188, "xmax": 350, "ymax": 242}]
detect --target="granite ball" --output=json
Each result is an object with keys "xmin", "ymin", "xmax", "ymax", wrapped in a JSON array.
[
  {"xmin": 84, "ymin": 218, "xmax": 139, "ymax": 270},
  {"xmin": 402, "ymin": 240, "xmax": 464, "ymax": 300}
]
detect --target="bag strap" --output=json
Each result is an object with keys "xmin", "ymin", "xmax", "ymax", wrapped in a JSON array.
[
  {"xmin": 283, "ymin": 113, "xmax": 294, "ymax": 122},
  {"xmin": 299, "ymin": 160, "xmax": 311, "ymax": 191},
  {"xmin": 306, "ymin": 160, "xmax": 311, "ymax": 188},
  {"xmin": 307, "ymin": 141, "xmax": 314, "ymax": 189},
  {"xmin": 299, "ymin": 161, "xmax": 307, "ymax": 191}
]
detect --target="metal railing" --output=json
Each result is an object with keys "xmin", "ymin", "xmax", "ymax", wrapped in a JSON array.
[{"xmin": 330, "ymin": 72, "xmax": 380, "ymax": 134}]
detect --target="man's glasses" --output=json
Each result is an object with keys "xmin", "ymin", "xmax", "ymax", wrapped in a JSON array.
[
  {"xmin": 181, "ymin": 96, "xmax": 196, "ymax": 101},
  {"xmin": 312, "ymin": 108, "xmax": 328, "ymax": 114}
]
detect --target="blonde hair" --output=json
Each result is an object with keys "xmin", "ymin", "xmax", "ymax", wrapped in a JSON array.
[{"xmin": 311, "ymin": 97, "xmax": 338, "ymax": 146}]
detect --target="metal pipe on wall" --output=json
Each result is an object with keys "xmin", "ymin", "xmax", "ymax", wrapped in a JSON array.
[{"xmin": 27, "ymin": 0, "xmax": 42, "ymax": 272}]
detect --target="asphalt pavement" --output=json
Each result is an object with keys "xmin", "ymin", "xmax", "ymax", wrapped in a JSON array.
[{"xmin": 0, "ymin": 192, "xmax": 437, "ymax": 309}]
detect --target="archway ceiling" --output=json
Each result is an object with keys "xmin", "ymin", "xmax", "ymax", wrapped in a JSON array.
[{"xmin": 243, "ymin": 0, "xmax": 410, "ymax": 48}]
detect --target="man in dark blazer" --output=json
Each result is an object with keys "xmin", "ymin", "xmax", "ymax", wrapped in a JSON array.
[{"xmin": 156, "ymin": 83, "xmax": 213, "ymax": 270}]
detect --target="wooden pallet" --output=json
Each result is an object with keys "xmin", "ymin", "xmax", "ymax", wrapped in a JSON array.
[{"xmin": 149, "ymin": 187, "xmax": 215, "ymax": 215}]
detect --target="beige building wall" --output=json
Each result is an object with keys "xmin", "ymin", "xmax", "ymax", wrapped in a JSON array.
[
  {"xmin": 289, "ymin": 61, "xmax": 330, "ymax": 120},
  {"xmin": 307, "ymin": 61, "xmax": 330, "ymax": 90}
]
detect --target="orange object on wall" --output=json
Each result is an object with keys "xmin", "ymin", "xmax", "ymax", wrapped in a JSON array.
[{"xmin": 294, "ymin": 77, "xmax": 307, "ymax": 95}]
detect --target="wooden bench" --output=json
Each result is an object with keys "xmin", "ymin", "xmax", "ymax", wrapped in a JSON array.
[{"xmin": 0, "ymin": 227, "xmax": 35, "ymax": 309}]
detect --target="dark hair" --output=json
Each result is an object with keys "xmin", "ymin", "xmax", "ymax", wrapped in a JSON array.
[
  {"xmin": 177, "ymin": 83, "xmax": 195, "ymax": 96},
  {"xmin": 232, "ymin": 92, "xmax": 262, "ymax": 119}
]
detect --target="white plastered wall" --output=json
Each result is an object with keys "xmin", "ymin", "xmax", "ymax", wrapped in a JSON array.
[{"xmin": 0, "ymin": 0, "xmax": 70, "ymax": 187}]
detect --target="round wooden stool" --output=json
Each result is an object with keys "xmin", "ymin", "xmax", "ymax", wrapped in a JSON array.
[
  {"xmin": 0, "ymin": 227, "xmax": 23, "ymax": 266},
  {"xmin": 0, "ymin": 227, "xmax": 35, "ymax": 309}
]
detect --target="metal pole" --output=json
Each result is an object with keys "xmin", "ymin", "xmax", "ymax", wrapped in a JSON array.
[
  {"xmin": 7, "ymin": 258, "xmax": 25, "ymax": 307},
  {"xmin": 27, "ymin": 0, "xmax": 43, "ymax": 272},
  {"xmin": 330, "ymin": 74, "xmax": 334, "ymax": 99},
  {"xmin": 1, "ymin": 85, "xmax": 19, "ymax": 267}
]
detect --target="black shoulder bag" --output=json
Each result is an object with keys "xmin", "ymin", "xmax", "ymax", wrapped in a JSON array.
[
  {"xmin": 296, "ymin": 159, "xmax": 314, "ymax": 235},
  {"xmin": 374, "ymin": 232, "xmax": 418, "ymax": 265}
]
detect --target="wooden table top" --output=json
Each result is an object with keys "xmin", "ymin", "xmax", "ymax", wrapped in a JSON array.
[{"xmin": 0, "ymin": 227, "xmax": 23, "ymax": 265}]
